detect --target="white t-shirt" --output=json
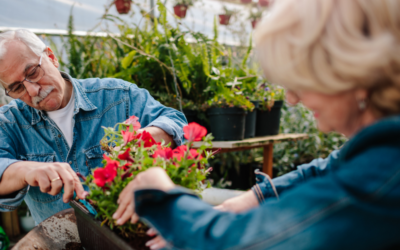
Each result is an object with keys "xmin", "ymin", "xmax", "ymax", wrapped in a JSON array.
[{"xmin": 47, "ymin": 89, "xmax": 75, "ymax": 148}]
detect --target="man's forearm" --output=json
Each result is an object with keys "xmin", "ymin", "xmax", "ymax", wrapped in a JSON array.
[
  {"xmin": 0, "ymin": 161, "xmax": 29, "ymax": 196},
  {"xmin": 142, "ymin": 126, "xmax": 176, "ymax": 148}
]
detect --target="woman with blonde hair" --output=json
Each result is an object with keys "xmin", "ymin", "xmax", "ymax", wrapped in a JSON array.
[{"xmin": 114, "ymin": 0, "xmax": 400, "ymax": 249}]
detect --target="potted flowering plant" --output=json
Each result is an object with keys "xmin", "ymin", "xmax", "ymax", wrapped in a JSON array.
[
  {"xmin": 71, "ymin": 116, "xmax": 213, "ymax": 250},
  {"xmin": 173, "ymin": 0, "xmax": 195, "ymax": 18},
  {"xmin": 206, "ymin": 85, "xmax": 255, "ymax": 141},
  {"xmin": 254, "ymin": 83, "xmax": 285, "ymax": 136},
  {"xmin": 218, "ymin": 6, "xmax": 236, "ymax": 26},
  {"xmin": 115, "ymin": 0, "xmax": 131, "ymax": 14},
  {"xmin": 249, "ymin": 9, "xmax": 263, "ymax": 29}
]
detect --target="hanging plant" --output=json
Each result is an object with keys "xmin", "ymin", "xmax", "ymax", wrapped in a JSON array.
[
  {"xmin": 173, "ymin": 0, "xmax": 195, "ymax": 18},
  {"xmin": 218, "ymin": 14, "xmax": 231, "ymax": 25},
  {"xmin": 251, "ymin": 19, "xmax": 259, "ymax": 29},
  {"xmin": 249, "ymin": 9, "xmax": 263, "ymax": 29},
  {"xmin": 174, "ymin": 4, "xmax": 189, "ymax": 18},
  {"xmin": 115, "ymin": 0, "xmax": 131, "ymax": 14},
  {"xmin": 258, "ymin": 0, "xmax": 269, "ymax": 7},
  {"xmin": 219, "ymin": 6, "xmax": 236, "ymax": 26}
]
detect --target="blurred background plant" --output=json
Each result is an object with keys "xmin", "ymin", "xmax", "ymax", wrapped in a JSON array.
[{"xmin": 44, "ymin": 0, "xmax": 347, "ymax": 190}]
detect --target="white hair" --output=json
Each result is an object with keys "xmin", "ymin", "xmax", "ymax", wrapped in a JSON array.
[
  {"xmin": 0, "ymin": 29, "xmax": 46, "ymax": 61},
  {"xmin": 254, "ymin": 0, "xmax": 400, "ymax": 116}
]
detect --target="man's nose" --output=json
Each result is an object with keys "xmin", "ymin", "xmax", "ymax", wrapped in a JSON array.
[{"xmin": 24, "ymin": 81, "xmax": 40, "ymax": 97}]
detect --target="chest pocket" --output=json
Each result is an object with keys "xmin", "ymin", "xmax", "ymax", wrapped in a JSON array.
[
  {"xmin": 84, "ymin": 145, "xmax": 105, "ymax": 170},
  {"xmin": 20, "ymin": 153, "xmax": 62, "ymax": 203}
]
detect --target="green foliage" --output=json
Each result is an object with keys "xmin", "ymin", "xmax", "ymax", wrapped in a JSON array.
[
  {"xmin": 173, "ymin": 0, "xmax": 196, "ymax": 7},
  {"xmin": 48, "ymin": 1, "xmax": 259, "ymax": 112}
]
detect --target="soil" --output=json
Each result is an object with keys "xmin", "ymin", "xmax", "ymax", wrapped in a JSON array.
[
  {"xmin": 63, "ymin": 242, "xmax": 84, "ymax": 250},
  {"xmin": 125, "ymin": 234, "xmax": 155, "ymax": 250}
]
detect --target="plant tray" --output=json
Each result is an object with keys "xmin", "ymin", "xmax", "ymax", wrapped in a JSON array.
[{"xmin": 70, "ymin": 200, "xmax": 135, "ymax": 250}]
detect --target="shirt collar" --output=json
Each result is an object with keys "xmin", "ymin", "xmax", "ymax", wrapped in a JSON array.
[{"xmin": 31, "ymin": 71, "xmax": 97, "ymax": 125}]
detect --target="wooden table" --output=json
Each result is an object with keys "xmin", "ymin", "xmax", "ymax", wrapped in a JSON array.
[{"xmin": 193, "ymin": 133, "xmax": 308, "ymax": 177}]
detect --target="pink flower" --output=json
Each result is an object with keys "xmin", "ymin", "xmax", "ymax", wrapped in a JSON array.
[
  {"xmin": 121, "ymin": 128, "xmax": 136, "ymax": 144},
  {"xmin": 124, "ymin": 115, "xmax": 141, "ymax": 131},
  {"xmin": 118, "ymin": 148, "xmax": 135, "ymax": 163},
  {"xmin": 183, "ymin": 122, "xmax": 207, "ymax": 142}
]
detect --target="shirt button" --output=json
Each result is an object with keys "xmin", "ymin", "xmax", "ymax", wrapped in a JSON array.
[
  {"xmin": 58, "ymin": 134, "xmax": 61, "ymax": 138},
  {"xmin": 69, "ymin": 161, "xmax": 72, "ymax": 164}
]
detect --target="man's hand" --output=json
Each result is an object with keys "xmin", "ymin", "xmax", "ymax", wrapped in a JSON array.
[
  {"xmin": 214, "ymin": 190, "xmax": 260, "ymax": 213},
  {"xmin": 0, "ymin": 161, "xmax": 86, "ymax": 203},
  {"xmin": 113, "ymin": 167, "xmax": 175, "ymax": 225}
]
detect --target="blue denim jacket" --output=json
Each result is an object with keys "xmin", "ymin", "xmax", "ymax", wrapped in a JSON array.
[
  {"xmin": 0, "ymin": 72, "xmax": 187, "ymax": 224},
  {"xmin": 135, "ymin": 115, "xmax": 400, "ymax": 250}
]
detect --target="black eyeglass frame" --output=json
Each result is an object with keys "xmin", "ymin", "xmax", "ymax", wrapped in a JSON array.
[{"xmin": 4, "ymin": 54, "xmax": 45, "ymax": 99}]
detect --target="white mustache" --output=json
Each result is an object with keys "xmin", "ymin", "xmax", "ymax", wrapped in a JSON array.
[{"xmin": 32, "ymin": 86, "xmax": 55, "ymax": 106}]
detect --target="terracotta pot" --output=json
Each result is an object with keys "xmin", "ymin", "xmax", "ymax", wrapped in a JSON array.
[
  {"xmin": 241, "ymin": 0, "xmax": 252, "ymax": 4},
  {"xmin": 174, "ymin": 4, "xmax": 188, "ymax": 18},
  {"xmin": 258, "ymin": 0, "xmax": 269, "ymax": 7},
  {"xmin": 251, "ymin": 19, "xmax": 259, "ymax": 29},
  {"xmin": 115, "ymin": 0, "xmax": 131, "ymax": 14},
  {"xmin": 219, "ymin": 14, "xmax": 232, "ymax": 25}
]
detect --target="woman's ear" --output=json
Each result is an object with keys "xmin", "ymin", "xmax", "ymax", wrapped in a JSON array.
[
  {"xmin": 46, "ymin": 47, "xmax": 59, "ymax": 68},
  {"xmin": 355, "ymin": 88, "xmax": 368, "ymax": 111}
]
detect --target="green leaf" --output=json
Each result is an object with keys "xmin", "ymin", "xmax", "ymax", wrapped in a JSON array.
[{"xmin": 121, "ymin": 50, "xmax": 137, "ymax": 69}]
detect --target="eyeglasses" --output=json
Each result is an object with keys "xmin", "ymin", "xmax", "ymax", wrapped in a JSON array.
[{"xmin": 5, "ymin": 54, "xmax": 45, "ymax": 99}]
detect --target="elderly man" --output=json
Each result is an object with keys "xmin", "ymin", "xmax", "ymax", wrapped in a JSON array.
[{"xmin": 0, "ymin": 29, "xmax": 186, "ymax": 224}]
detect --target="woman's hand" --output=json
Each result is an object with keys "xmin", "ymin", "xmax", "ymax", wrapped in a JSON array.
[
  {"xmin": 146, "ymin": 228, "xmax": 167, "ymax": 250},
  {"xmin": 214, "ymin": 190, "xmax": 259, "ymax": 213},
  {"xmin": 113, "ymin": 167, "xmax": 176, "ymax": 225}
]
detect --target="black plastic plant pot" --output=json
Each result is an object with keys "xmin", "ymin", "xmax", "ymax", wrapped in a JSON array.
[
  {"xmin": 207, "ymin": 107, "xmax": 247, "ymax": 141},
  {"xmin": 255, "ymin": 100, "xmax": 284, "ymax": 136},
  {"xmin": 70, "ymin": 201, "xmax": 135, "ymax": 250},
  {"xmin": 182, "ymin": 109, "xmax": 197, "ymax": 124},
  {"xmin": 244, "ymin": 101, "xmax": 259, "ymax": 139}
]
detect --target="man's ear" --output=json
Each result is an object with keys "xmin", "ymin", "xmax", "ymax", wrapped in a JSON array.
[{"xmin": 46, "ymin": 47, "xmax": 59, "ymax": 68}]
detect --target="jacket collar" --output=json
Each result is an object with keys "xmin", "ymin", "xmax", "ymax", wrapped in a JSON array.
[
  {"xmin": 31, "ymin": 72, "xmax": 97, "ymax": 125},
  {"xmin": 340, "ymin": 114, "xmax": 400, "ymax": 161}
]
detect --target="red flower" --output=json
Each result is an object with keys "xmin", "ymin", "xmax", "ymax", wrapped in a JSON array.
[
  {"xmin": 183, "ymin": 122, "xmax": 207, "ymax": 142},
  {"xmin": 118, "ymin": 148, "xmax": 135, "ymax": 163},
  {"xmin": 187, "ymin": 149, "xmax": 203, "ymax": 160},
  {"xmin": 153, "ymin": 147, "xmax": 173, "ymax": 160},
  {"xmin": 136, "ymin": 131, "xmax": 157, "ymax": 148},
  {"xmin": 93, "ymin": 165, "xmax": 117, "ymax": 187},
  {"xmin": 172, "ymin": 145, "xmax": 187, "ymax": 160},
  {"xmin": 124, "ymin": 115, "xmax": 141, "ymax": 131},
  {"xmin": 104, "ymin": 154, "xmax": 119, "ymax": 169},
  {"xmin": 121, "ymin": 162, "xmax": 132, "ymax": 171},
  {"xmin": 121, "ymin": 128, "xmax": 136, "ymax": 144}
]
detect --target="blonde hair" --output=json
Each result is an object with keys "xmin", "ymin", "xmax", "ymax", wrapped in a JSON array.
[{"xmin": 254, "ymin": 0, "xmax": 400, "ymax": 116}]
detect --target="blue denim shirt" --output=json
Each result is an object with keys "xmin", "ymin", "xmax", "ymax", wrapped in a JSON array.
[
  {"xmin": 0, "ymin": 72, "xmax": 187, "ymax": 224},
  {"xmin": 135, "ymin": 115, "xmax": 400, "ymax": 250}
]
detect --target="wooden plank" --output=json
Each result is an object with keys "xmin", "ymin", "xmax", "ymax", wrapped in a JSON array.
[
  {"xmin": 193, "ymin": 133, "xmax": 308, "ymax": 149},
  {"xmin": 263, "ymin": 143, "xmax": 274, "ymax": 177},
  {"xmin": 1, "ymin": 210, "xmax": 20, "ymax": 237}
]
